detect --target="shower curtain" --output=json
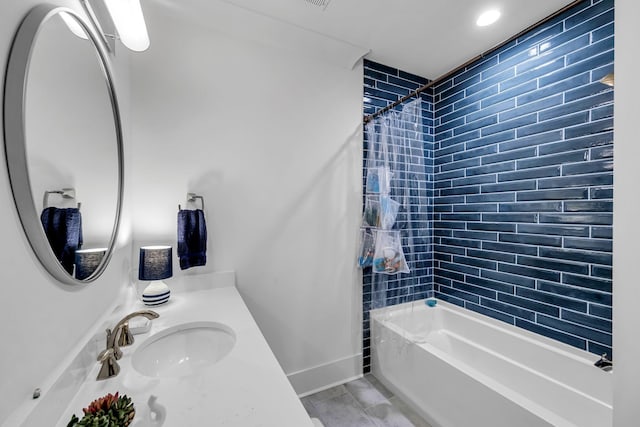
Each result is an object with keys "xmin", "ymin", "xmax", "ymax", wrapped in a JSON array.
[{"xmin": 361, "ymin": 98, "xmax": 426, "ymax": 311}]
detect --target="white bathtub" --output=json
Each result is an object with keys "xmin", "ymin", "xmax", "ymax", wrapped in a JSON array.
[{"xmin": 370, "ymin": 299, "xmax": 612, "ymax": 427}]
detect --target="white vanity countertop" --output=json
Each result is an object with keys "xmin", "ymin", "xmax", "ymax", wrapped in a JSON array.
[{"xmin": 54, "ymin": 275, "xmax": 314, "ymax": 427}]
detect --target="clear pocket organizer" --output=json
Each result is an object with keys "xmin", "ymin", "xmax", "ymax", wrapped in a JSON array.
[{"xmin": 372, "ymin": 230, "xmax": 409, "ymax": 275}]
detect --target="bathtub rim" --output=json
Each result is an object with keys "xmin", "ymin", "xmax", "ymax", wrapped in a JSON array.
[{"xmin": 370, "ymin": 298, "xmax": 608, "ymax": 367}]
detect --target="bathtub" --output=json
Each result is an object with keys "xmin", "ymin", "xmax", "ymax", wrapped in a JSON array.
[{"xmin": 370, "ymin": 299, "xmax": 612, "ymax": 427}]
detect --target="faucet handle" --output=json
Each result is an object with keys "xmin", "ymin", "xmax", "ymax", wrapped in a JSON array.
[
  {"xmin": 96, "ymin": 348, "xmax": 120, "ymax": 380},
  {"xmin": 97, "ymin": 347, "xmax": 114, "ymax": 362},
  {"xmin": 117, "ymin": 322, "xmax": 135, "ymax": 347}
]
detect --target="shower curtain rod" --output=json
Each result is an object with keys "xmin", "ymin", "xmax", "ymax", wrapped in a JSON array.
[{"xmin": 363, "ymin": 0, "xmax": 585, "ymax": 124}]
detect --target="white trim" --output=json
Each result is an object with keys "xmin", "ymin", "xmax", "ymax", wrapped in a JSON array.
[{"xmin": 288, "ymin": 354, "xmax": 362, "ymax": 396}]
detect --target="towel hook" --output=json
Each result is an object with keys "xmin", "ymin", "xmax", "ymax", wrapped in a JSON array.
[
  {"xmin": 43, "ymin": 188, "xmax": 81, "ymax": 210},
  {"xmin": 178, "ymin": 193, "xmax": 205, "ymax": 212}
]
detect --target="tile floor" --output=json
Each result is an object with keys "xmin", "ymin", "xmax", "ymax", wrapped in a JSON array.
[{"xmin": 301, "ymin": 374, "xmax": 433, "ymax": 427}]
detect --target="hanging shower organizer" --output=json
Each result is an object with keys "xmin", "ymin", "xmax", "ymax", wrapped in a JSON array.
[
  {"xmin": 358, "ymin": 98, "xmax": 426, "ymax": 312},
  {"xmin": 358, "ymin": 112, "xmax": 410, "ymax": 276}
]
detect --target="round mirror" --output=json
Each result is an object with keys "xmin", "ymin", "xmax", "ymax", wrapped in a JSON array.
[{"xmin": 3, "ymin": 5, "xmax": 123, "ymax": 285}]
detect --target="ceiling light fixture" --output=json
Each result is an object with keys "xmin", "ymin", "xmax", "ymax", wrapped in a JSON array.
[
  {"xmin": 103, "ymin": 0, "xmax": 150, "ymax": 51},
  {"xmin": 476, "ymin": 9, "xmax": 501, "ymax": 27},
  {"xmin": 60, "ymin": 1, "xmax": 115, "ymax": 52},
  {"xmin": 60, "ymin": 12, "xmax": 89, "ymax": 40},
  {"xmin": 61, "ymin": 0, "xmax": 148, "ymax": 52}
]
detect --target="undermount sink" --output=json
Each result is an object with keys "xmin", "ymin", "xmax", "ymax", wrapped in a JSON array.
[{"xmin": 132, "ymin": 322, "xmax": 236, "ymax": 378}]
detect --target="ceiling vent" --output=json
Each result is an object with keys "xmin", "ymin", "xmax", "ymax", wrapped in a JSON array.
[{"xmin": 305, "ymin": 0, "xmax": 332, "ymax": 11}]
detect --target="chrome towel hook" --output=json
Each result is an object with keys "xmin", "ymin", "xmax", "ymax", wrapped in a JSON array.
[
  {"xmin": 178, "ymin": 192, "xmax": 204, "ymax": 211},
  {"xmin": 43, "ymin": 188, "xmax": 81, "ymax": 210}
]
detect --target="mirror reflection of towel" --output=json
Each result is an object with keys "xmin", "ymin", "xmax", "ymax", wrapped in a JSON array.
[
  {"xmin": 40, "ymin": 207, "xmax": 83, "ymax": 274},
  {"xmin": 177, "ymin": 208, "xmax": 207, "ymax": 270}
]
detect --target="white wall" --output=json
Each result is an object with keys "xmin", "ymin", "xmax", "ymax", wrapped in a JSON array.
[
  {"xmin": 129, "ymin": 3, "xmax": 365, "ymax": 393},
  {"xmin": 0, "ymin": 1, "xmax": 132, "ymax": 423},
  {"xmin": 613, "ymin": 1, "xmax": 640, "ymax": 425}
]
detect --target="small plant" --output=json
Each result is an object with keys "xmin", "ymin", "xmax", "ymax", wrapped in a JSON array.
[{"xmin": 66, "ymin": 392, "xmax": 135, "ymax": 427}]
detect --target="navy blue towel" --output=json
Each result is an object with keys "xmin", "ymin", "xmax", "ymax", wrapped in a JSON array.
[
  {"xmin": 40, "ymin": 207, "xmax": 83, "ymax": 274},
  {"xmin": 177, "ymin": 208, "xmax": 207, "ymax": 270}
]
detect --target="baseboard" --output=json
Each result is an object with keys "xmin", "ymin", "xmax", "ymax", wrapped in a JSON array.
[{"xmin": 288, "ymin": 353, "xmax": 362, "ymax": 397}]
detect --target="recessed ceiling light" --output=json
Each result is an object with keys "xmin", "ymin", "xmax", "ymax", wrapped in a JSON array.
[{"xmin": 476, "ymin": 9, "xmax": 501, "ymax": 27}]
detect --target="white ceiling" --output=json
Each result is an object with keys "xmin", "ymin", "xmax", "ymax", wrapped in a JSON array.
[{"xmin": 149, "ymin": 0, "xmax": 577, "ymax": 79}]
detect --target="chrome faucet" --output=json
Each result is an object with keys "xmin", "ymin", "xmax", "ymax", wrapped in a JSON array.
[
  {"xmin": 96, "ymin": 310, "xmax": 159, "ymax": 380},
  {"xmin": 594, "ymin": 353, "xmax": 613, "ymax": 371},
  {"xmin": 107, "ymin": 310, "xmax": 160, "ymax": 359}
]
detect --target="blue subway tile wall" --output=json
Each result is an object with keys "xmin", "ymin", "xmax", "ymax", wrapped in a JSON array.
[
  {"xmin": 432, "ymin": 0, "xmax": 613, "ymax": 356},
  {"xmin": 362, "ymin": 0, "xmax": 613, "ymax": 372},
  {"xmin": 362, "ymin": 59, "xmax": 434, "ymax": 372}
]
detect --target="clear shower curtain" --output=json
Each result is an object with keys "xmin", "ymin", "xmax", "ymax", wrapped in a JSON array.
[{"xmin": 361, "ymin": 98, "xmax": 425, "ymax": 311}]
